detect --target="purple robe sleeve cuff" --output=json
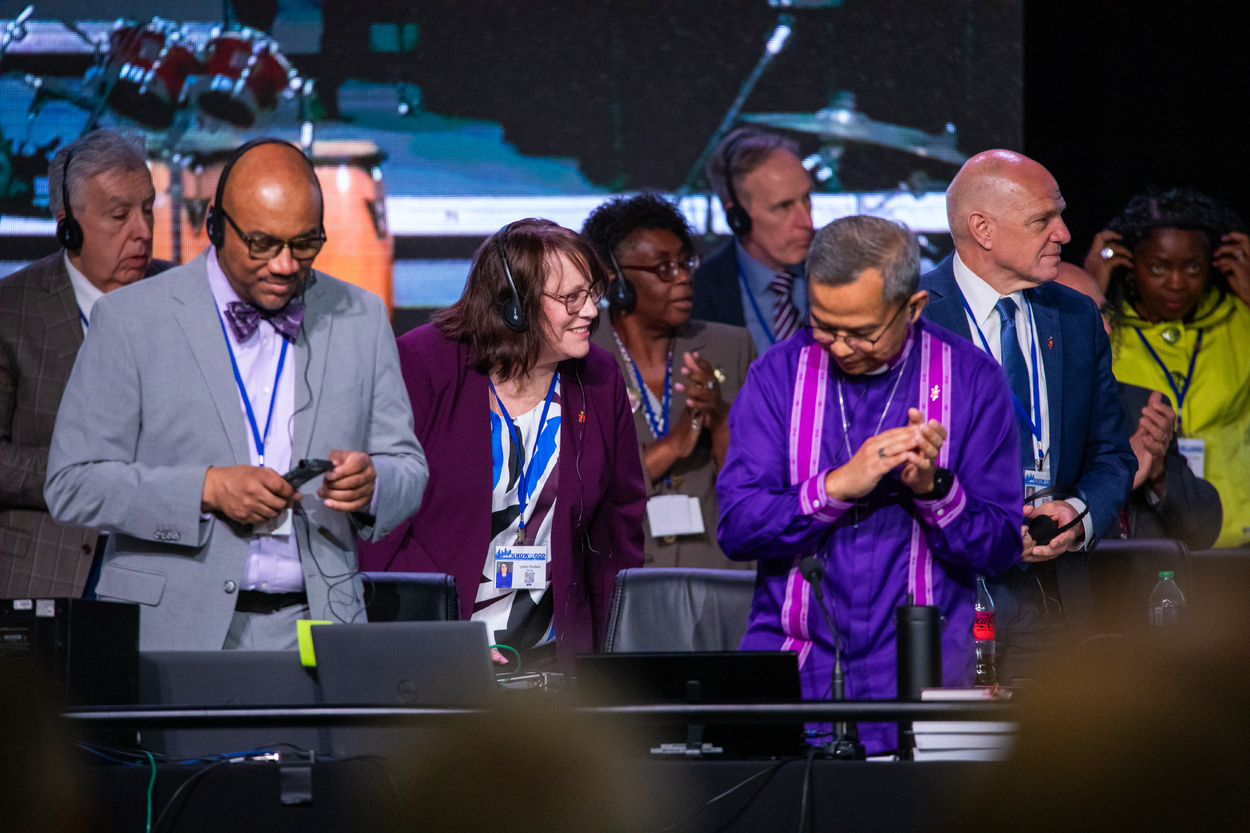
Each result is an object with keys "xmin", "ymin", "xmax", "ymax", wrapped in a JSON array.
[
  {"xmin": 914, "ymin": 475, "xmax": 968, "ymax": 529},
  {"xmin": 799, "ymin": 468, "xmax": 854, "ymax": 524}
]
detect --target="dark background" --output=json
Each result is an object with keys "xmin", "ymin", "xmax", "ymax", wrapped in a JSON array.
[{"xmin": 1024, "ymin": 0, "xmax": 1250, "ymax": 264}]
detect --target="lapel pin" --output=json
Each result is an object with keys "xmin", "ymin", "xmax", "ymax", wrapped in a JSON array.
[{"xmin": 1047, "ymin": 337, "xmax": 1054, "ymax": 349}]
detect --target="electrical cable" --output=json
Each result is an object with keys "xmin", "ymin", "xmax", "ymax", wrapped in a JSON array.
[
  {"xmin": 144, "ymin": 750, "xmax": 156, "ymax": 833},
  {"xmin": 796, "ymin": 745, "xmax": 818, "ymax": 833},
  {"xmin": 647, "ymin": 754, "xmax": 798, "ymax": 833},
  {"xmin": 151, "ymin": 758, "xmax": 233, "ymax": 833}
]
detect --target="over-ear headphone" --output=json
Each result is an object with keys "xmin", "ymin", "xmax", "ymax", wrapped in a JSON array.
[
  {"xmin": 56, "ymin": 147, "xmax": 84, "ymax": 251},
  {"xmin": 720, "ymin": 132, "xmax": 753, "ymax": 238},
  {"xmin": 205, "ymin": 137, "xmax": 324, "ymax": 249},
  {"xmin": 606, "ymin": 250, "xmax": 637, "ymax": 315},
  {"xmin": 1024, "ymin": 485, "xmax": 1091, "ymax": 546},
  {"xmin": 495, "ymin": 224, "xmax": 529, "ymax": 333}
]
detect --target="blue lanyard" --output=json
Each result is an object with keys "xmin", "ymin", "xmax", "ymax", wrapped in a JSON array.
[
  {"xmin": 961, "ymin": 292, "xmax": 1044, "ymax": 462},
  {"xmin": 217, "ymin": 313, "xmax": 289, "ymax": 467},
  {"xmin": 489, "ymin": 372, "xmax": 558, "ymax": 544},
  {"xmin": 79, "ymin": 307, "xmax": 89, "ymax": 329},
  {"xmin": 1134, "ymin": 327, "xmax": 1202, "ymax": 433},
  {"xmin": 738, "ymin": 265, "xmax": 777, "ymax": 346},
  {"xmin": 619, "ymin": 340, "xmax": 672, "ymax": 440}
]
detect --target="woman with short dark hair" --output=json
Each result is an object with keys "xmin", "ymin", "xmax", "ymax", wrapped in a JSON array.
[
  {"xmin": 1091, "ymin": 187, "xmax": 1250, "ymax": 547},
  {"xmin": 359, "ymin": 219, "xmax": 646, "ymax": 668},
  {"xmin": 583, "ymin": 193, "xmax": 756, "ymax": 569}
]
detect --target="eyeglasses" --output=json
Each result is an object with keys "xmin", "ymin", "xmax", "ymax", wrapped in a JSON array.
[
  {"xmin": 810, "ymin": 301, "xmax": 910, "ymax": 350},
  {"xmin": 222, "ymin": 208, "xmax": 326, "ymax": 260},
  {"xmin": 616, "ymin": 254, "xmax": 701, "ymax": 282},
  {"xmin": 543, "ymin": 284, "xmax": 605, "ymax": 314}
]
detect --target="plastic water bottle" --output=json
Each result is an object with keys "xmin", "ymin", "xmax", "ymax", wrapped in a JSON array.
[
  {"xmin": 974, "ymin": 576, "xmax": 996, "ymax": 686},
  {"xmin": 1148, "ymin": 570, "xmax": 1187, "ymax": 629}
]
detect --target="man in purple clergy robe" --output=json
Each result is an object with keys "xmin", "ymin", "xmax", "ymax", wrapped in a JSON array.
[{"xmin": 717, "ymin": 215, "xmax": 1024, "ymax": 755}]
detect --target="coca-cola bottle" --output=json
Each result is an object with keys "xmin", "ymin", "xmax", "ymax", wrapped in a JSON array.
[{"xmin": 974, "ymin": 576, "xmax": 996, "ymax": 686}]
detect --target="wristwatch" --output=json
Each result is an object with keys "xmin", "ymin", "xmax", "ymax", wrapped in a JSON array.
[{"xmin": 914, "ymin": 467, "xmax": 953, "ymax": 501}]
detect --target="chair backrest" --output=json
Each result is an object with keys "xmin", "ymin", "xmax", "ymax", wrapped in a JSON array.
[
  {"xmin": 361, "ymin": 572, "xmax": 460, "ymax": 622},
  {"xmin": 602, "ymin": 568, "xmax": 757, "ymax": 653},
  {"xmin": 1087, "ymin": 538, "xmax": 1191, "ymax": 637},
  {"xmin": 1188, "ymin": 548, "xmax": 1250, "ymax": 615}
]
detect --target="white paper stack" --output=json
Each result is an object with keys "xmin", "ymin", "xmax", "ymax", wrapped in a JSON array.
[{"xmin": 912, "ymin": 688, "xmax": 1015, "ymax": 761}]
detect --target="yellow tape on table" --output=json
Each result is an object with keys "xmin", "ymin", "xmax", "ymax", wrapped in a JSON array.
[{"xmin": 297, "ymin": 620, "xmax": 333, "ymax": 667}]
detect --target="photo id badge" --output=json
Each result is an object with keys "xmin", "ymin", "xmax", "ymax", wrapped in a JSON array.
[
  {"xmin": 1024, "ymin": 468, "xmax": 1052, "ymax": 500},
  {"xmin": 495, "ymin": 545, "xmax": 548, "ymax": 590},
  {"xmin": 1177, "ymin": 437, "xmax": 1205, "ymax": 478},
  {"xmin": 256, "ymin": 507, "xmax": 293, "ymax": 537},
  {"xmin": 646, "ymin": 495, "xmax": 705, "ymax": 538}
]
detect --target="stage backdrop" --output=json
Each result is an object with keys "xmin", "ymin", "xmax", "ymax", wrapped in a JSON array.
[{"xmin": 0, "ymin": 0, "xmax": 1021, "ymax": 324}]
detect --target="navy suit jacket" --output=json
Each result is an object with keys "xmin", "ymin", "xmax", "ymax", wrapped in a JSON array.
[
  {"xmin": 692, "ymin": 239, "xmax": 746, "ymax": 327},
  {"xmin": 920, "ymin": 255, "xmax": 1136, "ymax": 634}
]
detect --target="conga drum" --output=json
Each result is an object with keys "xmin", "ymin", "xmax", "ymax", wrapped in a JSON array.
[{"xmin": 150, "ymin": 138, "xmax": 393, "ymax": 315}]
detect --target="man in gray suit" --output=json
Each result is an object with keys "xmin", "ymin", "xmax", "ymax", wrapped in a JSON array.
[
  {"xmin": 1, "ymin": 129, "xmax": 169, "ymax": 598},
  {"xmin": 46, "ymin": 139, "xmax": 428, "ymax": 650}
]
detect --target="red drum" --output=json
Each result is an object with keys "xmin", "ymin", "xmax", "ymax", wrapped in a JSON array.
[
  {"xmin": 106, "ymin": 19, "xmax": 202, "ymax": 128},
  {"xmin": 197, "ymin": 30, "xmax": 298, "ymax": 128}
]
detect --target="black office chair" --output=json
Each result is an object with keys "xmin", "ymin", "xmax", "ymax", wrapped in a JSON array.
[
  {"xmin": 1087, "ymin": 538, "xmax": 1191, "ymax": 638},
  {"xmin": 1188, "ymin": 547, "xmax": 1250, "ymax": 613},
  {"xmin": 361, "ymin": 572, "xmax": 460, "ymax": 622},
  {"xmin": 602, "ymin": 568, "xmax": 756, "ymax": 652}
]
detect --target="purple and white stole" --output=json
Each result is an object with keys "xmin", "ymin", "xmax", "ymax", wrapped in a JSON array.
[{"xmin": 780, "ymin": 330, "xmax": 952, "ymax": 668}]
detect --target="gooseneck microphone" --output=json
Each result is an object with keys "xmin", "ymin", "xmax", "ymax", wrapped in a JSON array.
[{"xmin": 800, "ymin": 556, "xmax": 864, "ymax": 759}]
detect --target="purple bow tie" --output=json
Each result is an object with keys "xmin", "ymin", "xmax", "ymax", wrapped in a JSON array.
[{"xmin": 224, "ymin": 298, "xmax": 305, "ymax": 343}]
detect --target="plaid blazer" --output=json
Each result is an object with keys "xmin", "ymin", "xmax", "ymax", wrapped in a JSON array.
[{"xmin": 0, "ymin": 252, "xmax": 170, "ymax": 597}]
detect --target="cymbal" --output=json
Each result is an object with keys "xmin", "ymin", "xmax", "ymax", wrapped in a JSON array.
[{"xmin": 741, "ymin": 107, "xmax": 968, "ymax": 165}]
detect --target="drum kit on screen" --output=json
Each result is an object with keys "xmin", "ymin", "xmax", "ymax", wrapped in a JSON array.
[{"xmin": 97, "ymin": 17, "xmax": 304, "ymax": 129}]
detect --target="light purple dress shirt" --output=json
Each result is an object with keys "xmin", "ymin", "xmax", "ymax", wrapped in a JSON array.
[{"xmin": 206, "ymin": 248, "xmax": 304, "ymax": 593}]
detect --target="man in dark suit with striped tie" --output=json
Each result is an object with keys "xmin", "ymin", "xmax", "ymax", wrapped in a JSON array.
[
  {"xmin": 692, "ymin": 128, "xmax": 814, "ymax": 354},
  {"xmin": 0, "ymin": 129, "xmax": 169, "ymax": 598}
]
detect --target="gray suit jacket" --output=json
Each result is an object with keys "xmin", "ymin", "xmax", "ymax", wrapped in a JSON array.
[
  {"xmin": 0, "ymin": 252, "xmax": 169, "ymax": 597},
  {"xmin": 592, "ymin": 313, "xmax": 757, "ymax": 570},
  {"xmin": 45, "ymin": 252, "xmax": 428, "ymax": 649}
]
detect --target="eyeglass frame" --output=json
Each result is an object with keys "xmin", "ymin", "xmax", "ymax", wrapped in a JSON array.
[
  {"xmin": 221, "ymin": 207, "xmax": 327, "ymax": 261},
  {"xmin": 615, "ymin": 254, "xmax": 701, "ymax": 283},
  {"xmin": 542, "ymin": 284, "xmax": 606, "ymax": 314},
  {"xmin": 809, "ymin": 300, "xmax": 913, "ymax": 350}
]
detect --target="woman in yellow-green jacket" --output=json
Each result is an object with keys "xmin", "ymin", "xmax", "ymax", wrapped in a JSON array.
[{"xmin": 1090, "ymin": 187, "xmax": 1250, "ymax": 548}]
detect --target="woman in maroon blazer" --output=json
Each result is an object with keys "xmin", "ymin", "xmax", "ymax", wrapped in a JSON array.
[{"xmin": 359, "ymin": 219, "xmax": 646, "ymax": 670}]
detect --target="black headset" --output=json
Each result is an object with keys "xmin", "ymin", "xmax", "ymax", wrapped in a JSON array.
[
  {"xmin": 1024, "ymin": 485, "xmax": 1091, "ymax": 546},
  {"xmin": 56, "ymin": 146, "xmax": 84, "ymax": 251},
  {"xmin": 495, "ymin": 223, "xmax": 529, "ymax": 333},
  {"xmin": 606, "ymin": 249, "xmax": 637, "ymax": 315},
  {"xmin": 719, "ymin": 132, "xmax": 754, "ymax": 238},
  {"xmin": 205, "ymin": 137, "xmax": 323, "ymax": 249}
]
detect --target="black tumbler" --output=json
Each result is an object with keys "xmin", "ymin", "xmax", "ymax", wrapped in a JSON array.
[
  {"xmin": 896, "ymin": 604, "xmax": 942, "ymax": 760},
  {"xmin": 896, "ymin": 604, "xmax": 944, "ymax": 700}
]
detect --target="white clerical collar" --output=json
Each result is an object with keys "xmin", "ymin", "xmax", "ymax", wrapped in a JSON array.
[
  {"xmin": 63, "ymin": 251, "xmax": 105, "ymax": 323},
  {"xmin": 952, "ymin": 251, "xmax": 1027, "ymax": 329}
]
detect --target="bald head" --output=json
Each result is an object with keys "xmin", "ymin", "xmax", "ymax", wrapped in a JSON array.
[
  {"xmin": 216, "ymin": 141, "xmax": 324, "ymax": 310},
  {"xmin": 1055, "ymin": 262, "xmax": 1106, "ymax": 308},
  {"xmin": 945, "ymin": 149, "xmax": 1070, "ymax": 293}
]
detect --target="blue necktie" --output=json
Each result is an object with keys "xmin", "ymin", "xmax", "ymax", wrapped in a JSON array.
[{"xmin": 996, "ymin": 297, "xmax": 1035, "ymax": 468}]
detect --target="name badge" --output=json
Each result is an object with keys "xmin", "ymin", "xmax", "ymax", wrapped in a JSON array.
[
  {"xmin": 495, "ymin": 545, "xmax": 548, "ymax": 590},
  {"xmin": 1177, "ymin": 437, "xmax": 1205, "ymax": 478},
  {"xmin": 647, "ymin": 495, "xmax": 705, "ymax": 538},
  {"xmin": 256, "ymin": 508, "xmax": 293, "ymax": 537},
  {"xmin": 1024, "ymin": 468, "xmax": 1052, "ymax": 500}
]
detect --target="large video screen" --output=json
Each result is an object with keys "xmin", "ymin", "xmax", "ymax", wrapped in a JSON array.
[{"xmin": 1, "ymin": 0, "xmax": 1022, "ymax": 314}]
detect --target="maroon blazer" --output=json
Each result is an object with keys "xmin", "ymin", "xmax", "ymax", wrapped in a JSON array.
[{"xmin": 358, "ymin": 324, "xmax": 646, "ymax": 666}]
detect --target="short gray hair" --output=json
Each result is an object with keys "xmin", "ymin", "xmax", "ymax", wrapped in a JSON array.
[
  {"xmin": 48, "ymin": 130, "xmax": 149, "ymax": 217},
  {"xmin": 706, "ymin": 127, "xmax": 801, "ymax": 207},
  {"xmin": 807, "ymin": 215, "xmax": 920, "ymax": 304}
]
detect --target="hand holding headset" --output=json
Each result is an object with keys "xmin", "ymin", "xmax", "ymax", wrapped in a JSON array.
[{"xmin": 1024, "ymin": 485, "xmax": 1090, "ymax": 547}]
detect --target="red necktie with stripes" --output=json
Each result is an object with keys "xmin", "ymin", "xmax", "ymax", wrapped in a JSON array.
[{"xmin": 770, "ymin": 271, "xmax": 801, "ymax": 342}]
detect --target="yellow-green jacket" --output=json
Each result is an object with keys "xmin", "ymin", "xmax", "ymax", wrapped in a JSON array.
[{"xmin": 1112, "ymin": 288, "xmax": 1250, "ymax": 548}]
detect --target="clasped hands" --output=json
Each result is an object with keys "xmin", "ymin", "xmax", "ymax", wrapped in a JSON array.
[
  {"xmin": 666, "ymin": 351, "xmax": 729, "ymax": 457},
  {"xmin": 200, "ymin": 449, "xmax": 376, "ymax": 525},
  {"xmin": 824, "ymin": 409, "xmax": 946, "ymax": 502}
]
